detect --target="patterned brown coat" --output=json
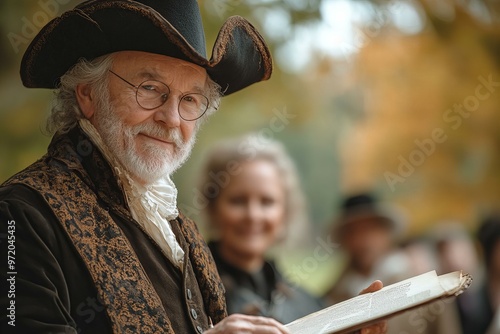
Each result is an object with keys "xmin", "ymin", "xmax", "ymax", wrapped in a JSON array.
[{"xmin": 0, "ymin": 125, "xmax": 227, "ymax": 333}]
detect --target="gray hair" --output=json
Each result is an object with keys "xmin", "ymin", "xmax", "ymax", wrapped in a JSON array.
[
  {"xmin": 46, "ymin": 54, "xmax": 222, "ymax": 134},
  {"xmin": 47, "ymin": 55, "xmax": 114, "ymax": 134},
  {"xmin": 199, "ymin": 134, "xmax": 310, "ymax": 247},
  {"xmin": 193, "ymin": 74, "xmax": 221, "ymax": 130}
]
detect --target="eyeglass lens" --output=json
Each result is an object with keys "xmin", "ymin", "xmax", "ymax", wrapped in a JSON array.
[{"xmin": 136, "ymin": 80, "xmax": 209, "ymax": 121}]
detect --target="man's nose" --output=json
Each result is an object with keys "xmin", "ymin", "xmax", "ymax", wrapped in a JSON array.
[{"xmin": 153, "ymin": 96, "xmax": 181, "ymax": 127}]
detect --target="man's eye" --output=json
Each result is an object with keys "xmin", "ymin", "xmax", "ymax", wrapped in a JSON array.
[
  {"xmin": 182, "ymin": 95, "xmax": 199, "ymax": 104},
  {"xmin": 141, "ymin": 85, "xmax": 159, "ymax": 92}
]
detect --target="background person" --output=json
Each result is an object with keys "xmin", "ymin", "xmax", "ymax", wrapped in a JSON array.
[
  {"xmin": 323, "ymin": 193, "xmax": 462, "ymax": 334},
  {"xmin": 477, "ymin": 213, "xmax": 500, "ymax": 334},
  {"xmin": 323, "ymin": 193, "xmax": 410, "ymax": 304},
  {"xmin": 431, "ymin": 221, "xmax": 483, "ymax": 334},
  {"xmin": 199, "ymin": 135, "xmax": 324, "ymax": 324}
]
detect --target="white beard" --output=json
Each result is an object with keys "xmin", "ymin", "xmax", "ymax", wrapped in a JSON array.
[{"xmin": 92, "ymin": 95, "xmax": 196, "ymax": 184}]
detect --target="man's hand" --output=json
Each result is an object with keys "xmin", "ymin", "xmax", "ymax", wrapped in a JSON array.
[
  {"xmin": 356, "ymin": 280, "xmax": 388, "ymax": 334},
  {"xmin": 205, "ymin": 314, "xmax": 290, "ymax": 334},
  {"xmin": 206, "ymin": 282, "xmax": 387, "ymax": 334}
]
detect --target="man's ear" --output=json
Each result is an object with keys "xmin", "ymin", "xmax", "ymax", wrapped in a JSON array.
[{"xmin": 75, "ymin": 83, "xmax": 95, "ymax": 120}]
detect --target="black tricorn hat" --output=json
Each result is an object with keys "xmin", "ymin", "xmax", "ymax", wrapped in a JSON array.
[
  {"xmin": 20, "ymin": 0, "xmax": 272, "ymax": 96},
  {"xmin": 331, "ymin": 193, "xmax": 406, "ymax": 241}
]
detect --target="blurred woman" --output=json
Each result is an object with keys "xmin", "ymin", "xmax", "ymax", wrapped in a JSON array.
[{"xmin": 198, "ymin": 135, "xmax": 323, "ymax": 324}]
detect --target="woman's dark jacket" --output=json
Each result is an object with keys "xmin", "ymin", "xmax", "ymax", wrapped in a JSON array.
[{"xmin": 209, "ymin": 241, "xmax": 323, "ymax": 325}]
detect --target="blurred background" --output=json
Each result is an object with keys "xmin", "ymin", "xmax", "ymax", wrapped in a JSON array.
[{"xmin": 1, "ymin": 0, "xmax": 499, "ymax": 295}]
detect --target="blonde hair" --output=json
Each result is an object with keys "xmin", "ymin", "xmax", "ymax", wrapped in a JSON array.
[{"xmin": 199, "ymin": 134, "xmax": 310, "ymax": 247}]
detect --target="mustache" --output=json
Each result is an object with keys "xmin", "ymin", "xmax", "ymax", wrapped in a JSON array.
[{"xmin": 130, "ymin": 122, "xmax": 185, "ymax": 148}]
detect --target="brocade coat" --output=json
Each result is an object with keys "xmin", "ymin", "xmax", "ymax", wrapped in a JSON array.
[{"xmin": 0, "ymin": 125, "xmax": 227, "ymax": 333}]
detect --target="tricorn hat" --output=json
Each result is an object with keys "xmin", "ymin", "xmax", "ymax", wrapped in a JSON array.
[{"xmin": 20, "ymin": 0, "xmax": 272, "ymax": 95}]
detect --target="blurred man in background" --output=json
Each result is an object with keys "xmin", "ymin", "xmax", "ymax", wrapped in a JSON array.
[
  {"xmin": 431, "ymin": 221, "xmax": 482, "ymax": 334},
  {"xmin": 324, "ymin": 193, "xmax": 410, "ymax": 304},
  {"xmin": 324, "ymin": 193, "xmax": 462, "ymax": 334}
]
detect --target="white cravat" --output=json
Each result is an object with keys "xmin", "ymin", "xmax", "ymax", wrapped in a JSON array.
[{"xmin": 79, "ymin": 119, "xmax": 185, "ymax": 267}]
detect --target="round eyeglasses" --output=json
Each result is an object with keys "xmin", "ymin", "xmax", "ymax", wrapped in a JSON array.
[{"xmin": 108, "ymin": 70, "xmax": 210, "ymax": 121}]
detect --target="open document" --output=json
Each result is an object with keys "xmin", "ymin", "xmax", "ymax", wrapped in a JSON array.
[{"xmin": 286, "ymin": 270, "xmax": 472, "ymax": 334}]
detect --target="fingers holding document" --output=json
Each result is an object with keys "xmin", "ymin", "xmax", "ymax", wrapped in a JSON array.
[
  {"xmin": 357, "ymin": 280, "xmax": 388, "ymax": 334},
  {"xmin": 359, "ymin": 280, "xmax": 384, "ymax": 295},
  {"xmin": 204, "ymin": 314, "xmax": 291, "ymax": 334}
]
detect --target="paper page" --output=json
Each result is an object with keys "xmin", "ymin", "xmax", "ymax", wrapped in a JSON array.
[
  {"xmin": 286, "ymin": 270, "xmax": 461, "ymax": 334},
  {"xmin": 438, "ymin": 271, "xmax": 470, "ymax": 295}
]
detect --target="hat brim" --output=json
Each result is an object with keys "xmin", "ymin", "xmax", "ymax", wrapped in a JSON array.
[
  {"xmin": 332, "ymin": 206, "xmax": 405, "ymax": 242},
  {"xmin": 21, "ymin": 1, "xmax": 272, "ymax": 95}
]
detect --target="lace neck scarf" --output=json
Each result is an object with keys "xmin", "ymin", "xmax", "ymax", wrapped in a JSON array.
[{"xmin": 79, "ymin": 119, "xmax": 185, "ymax": 267}]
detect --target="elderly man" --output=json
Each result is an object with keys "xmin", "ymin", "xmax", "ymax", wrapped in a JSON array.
[{"xmin": 1, "ymin": 1, "xmax": 386, "ymax": 333}]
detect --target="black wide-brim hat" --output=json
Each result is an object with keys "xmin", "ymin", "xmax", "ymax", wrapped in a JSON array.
[
  {"xmin": 21, "ymin": 0, "xmax": 272, "ymax": 95},
  {"xmin": 331, "ymin": 193, "xmax": 406, "ymax": 242}
]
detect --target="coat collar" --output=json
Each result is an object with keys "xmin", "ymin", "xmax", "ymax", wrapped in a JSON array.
[{"xmin": 48, "ymin": 124, "xmax": 130, "ymax": 214}]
